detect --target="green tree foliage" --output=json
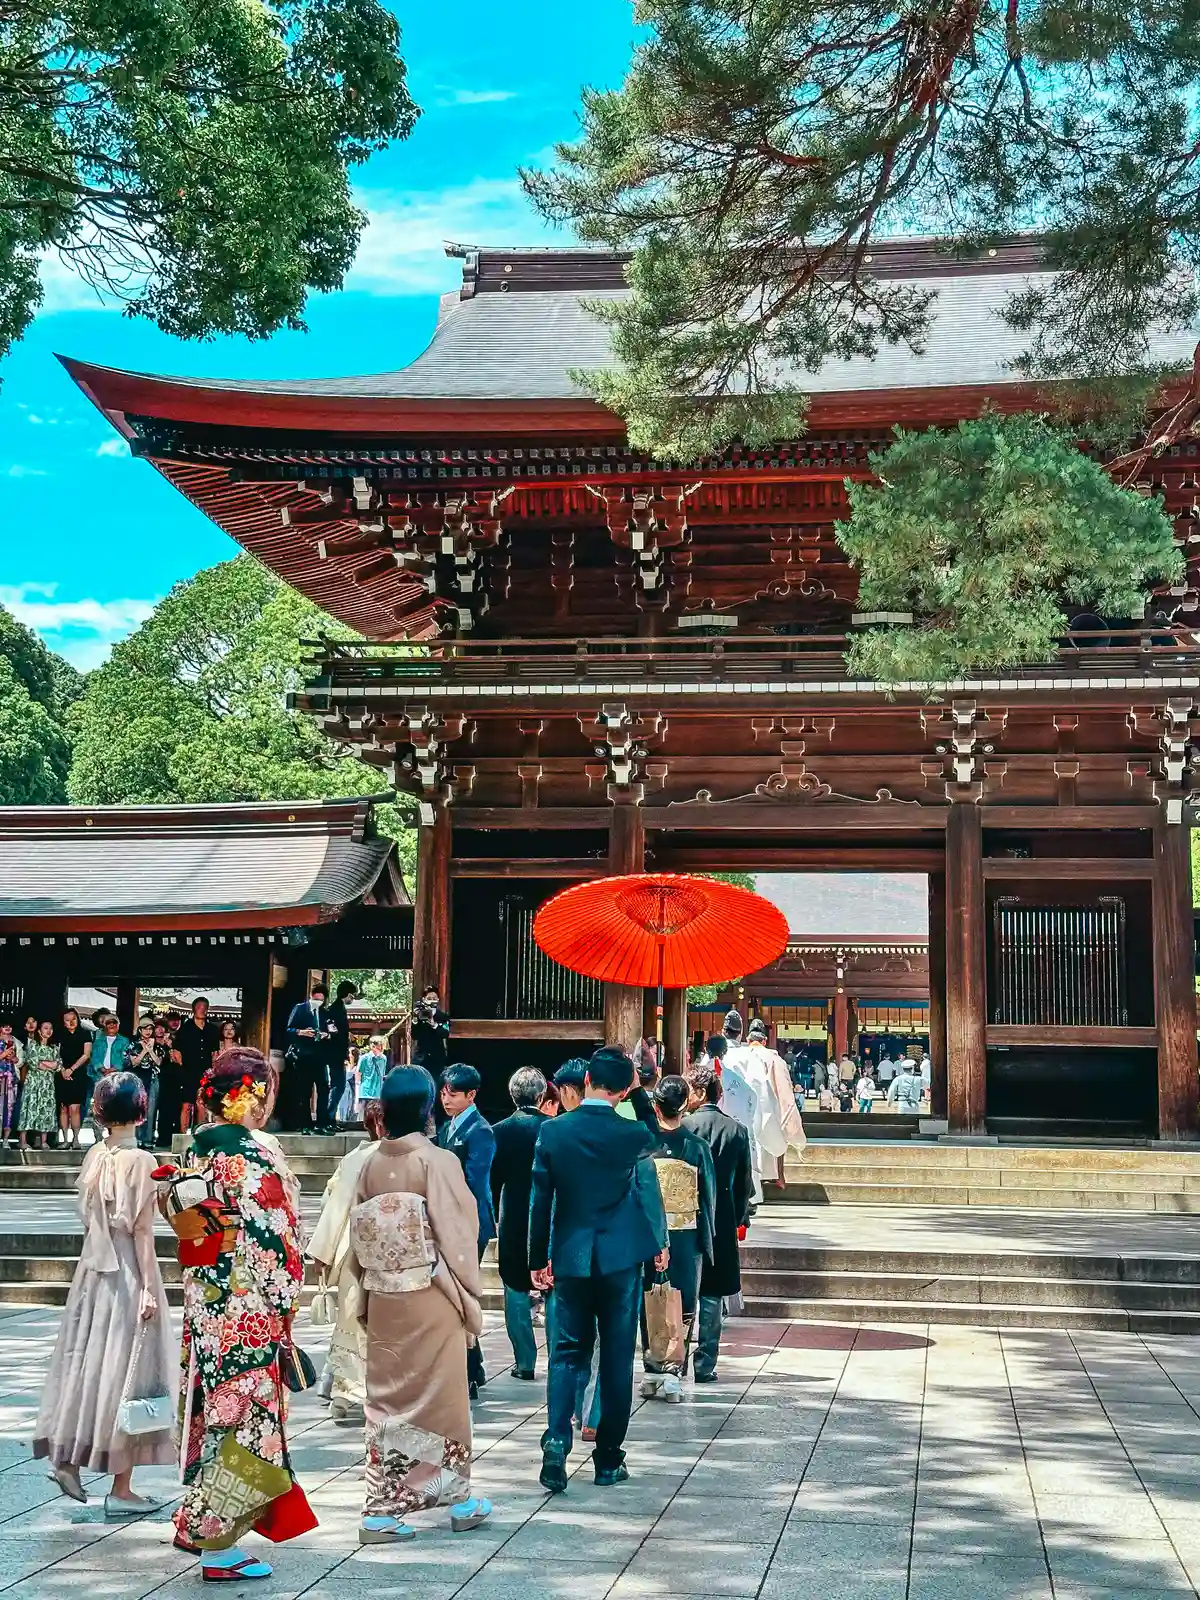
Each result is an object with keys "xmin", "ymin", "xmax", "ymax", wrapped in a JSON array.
[
  {"xmin": 839, "ymin": 415, "xmax": 1183, "ymax": 684},
  {"xmin": 0, "ymin": 606, "xmax": 78, "ymax": 802},
  {"xmin": 525, "ymin": 0, "xmax": 1200, "ymax": 460},
  {"xmin": 330, "ymin": 967, "xmax": 411, "ymax": 1021},
  {"xmin": 67, "ymin": 556, "xmax": 416, "ymax": 882},
  {"xmin": 686, "ymin": 872, "xmax": 756, "ymax": 1006},
  {"xmin": 0, "ymin": 0, "xmax": 417, "ymax": 362}
]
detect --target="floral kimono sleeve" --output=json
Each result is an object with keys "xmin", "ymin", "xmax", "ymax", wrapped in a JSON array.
[{"xmin": 212, "ymin": 1146, "xmax": 304, "ymax": 1322}]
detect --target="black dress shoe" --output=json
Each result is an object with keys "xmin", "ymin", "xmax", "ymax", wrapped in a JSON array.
[
  {"xmin": 593, "ymin": 1459, "xmax": 629, "ymax": 1487},
  {"xmin": 539, "ymin": 1440, "xmax": 568, "ymax": 1494},
  {"xmin": 693, "ymin": 1370, "xmax": 717, "ymax": 1384},
  {"xmin": 510, "ymin": 1366, "xmax": 536, "ymax": 1381},
  {"xmin": 469, "ymin": 1380, "xmax": 479, "ymax": 1401}
]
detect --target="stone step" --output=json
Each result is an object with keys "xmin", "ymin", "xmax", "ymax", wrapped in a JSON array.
[
  {"xmin": 786, "ymin": 1162, "xmax": 1190, "ymax": 1191},
  {"xmin": 740, "ymin": 1246, "xmax": 1200, "ymax": 1282},
  {"xmin": 0, "ymin": 1278, "xmax": 506, "ymax": 1311},
  {"xmin": 787, "ymin": 1143, "xmax": 1200, "ymax": 1172},
  {"xmin": 775, "ymin": 1180, "xmax": 1200, "ymax": 1210},
  {"xmin": 738, "ymin": 1296, "xmax": 1200, "ymax": 1334},
  {"xmin": 740, "ymin": 1267, "xmax": 1200, "ymax": 1311}
]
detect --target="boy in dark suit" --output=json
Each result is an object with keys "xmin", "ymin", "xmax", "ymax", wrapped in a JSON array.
[
  {"xmin": 490, "ymin": 1066, "xmax": 551, "ymax": 1380},
  {"xmin": 438, "ymin": 1063, "xmax": 497, "ymax": 1396},
  {"xmin": 529, "ymin": 1045, "xmax": 669, "ymax": 1492}
]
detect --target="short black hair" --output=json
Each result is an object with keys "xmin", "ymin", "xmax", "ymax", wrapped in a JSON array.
[
  {"xmin": 654, "ymin": 1074, "xmax": 691, "ymax": 1119},
  {"xmin": 192, "ymin": 995, "xmax": 210, "ymax": 1009},
  {"xmin": 508, "ymin": 1066, "xmax": 547, "ymax": 1109},
  {"xmin": 336, "ymin": 980, "xmax": 357, "ymax": 1000},
  {"xmin": 381, "ymin": 1065, "xmax": 435, "ymax": 1137},
  {"xmin": 587, "ymin": 1045, "xmax": 635, "ymax": 1095},
  {"xmin": 553, "ymin": 1058, "xmax": 588, "ymax": 1093},
  {"xmin": 92, "ymin": 1071, "xmax": 147, "ymax": 1128},
  {"xmin": 705, "ymin": 1034, "xmax": 728, "ymax": 1060},
  {"xmin": 442, "ymin": 1062, "xmax": 481, "ymax": 1095},
  {"xmin": 421, "ymin": 986, "xmax": 440, "ymax": 999}
]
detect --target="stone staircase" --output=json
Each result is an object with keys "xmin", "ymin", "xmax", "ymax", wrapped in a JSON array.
[{"xmin": 781, "ymin": 1142, "xmax": 1200, "ymax": 1211}]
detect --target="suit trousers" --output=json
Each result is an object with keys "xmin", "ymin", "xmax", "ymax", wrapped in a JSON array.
[
  {"xmin": 326, "ymin": 1058, "xmax": 347, "ymax": 1126},
  {"xmin": 546, "ymin": 1265, "xmax": 641, "ymax": 1469},
  {"xmin": 694, "ymin": 1294, "xmax": 723, "ymax": 1379}
]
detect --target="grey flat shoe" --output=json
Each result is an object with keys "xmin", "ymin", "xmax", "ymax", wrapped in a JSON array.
[
  {"xmin": 104, "ymin": 1493, "xmax": 161, "ymax": 1520},
  {"xmin": 50, "ymin": 1466, "xmax": 86, "ymax": 1504}
]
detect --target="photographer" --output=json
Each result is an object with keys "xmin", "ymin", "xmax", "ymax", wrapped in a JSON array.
[{"xmin": 410, "ymin": 986, "xmax": 450, "ymax": 1074}]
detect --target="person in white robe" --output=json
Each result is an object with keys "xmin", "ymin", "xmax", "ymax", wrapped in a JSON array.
[
  {"xmin": 701, "ymin": 1031, "xmax": 763, "ymax": 1204},
  {"xmin": 309, "ymin": 1105, "xmax": 383, "ymax": 1420}
]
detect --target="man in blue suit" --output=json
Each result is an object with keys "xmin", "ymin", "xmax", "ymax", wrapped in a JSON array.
[
  {"xmin": 529, "ymin": 1045, "xmax": 669, "ymax": 1492},
  {"xmin": 438, "ymin": 1062, "xmax": 496, "ymax": 1396}
]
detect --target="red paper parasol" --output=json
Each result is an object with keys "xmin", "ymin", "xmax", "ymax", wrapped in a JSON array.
[{"xmin": 532, "ymin": 873, "xmax": 789, "ymax": 992}]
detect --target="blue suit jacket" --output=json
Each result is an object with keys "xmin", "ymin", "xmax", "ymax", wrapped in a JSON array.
[
  {"xmin": 438, "ymin": 1105, "xmax": 497, "ymax": 1252},
  {"xmin": 528, "ymin": 1100, "xmax": 669, "ymax": 1279}
]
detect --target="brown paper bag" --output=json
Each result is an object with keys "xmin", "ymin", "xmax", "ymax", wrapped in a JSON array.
[{"xmin": 645, "ymin": 1281, "xmax": 685, "ymax": 1368}]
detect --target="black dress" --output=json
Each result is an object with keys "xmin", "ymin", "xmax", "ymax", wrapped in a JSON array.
[{"xmin": 684, "ymin": 1104, "xmax": 753, "ymax": 1298}]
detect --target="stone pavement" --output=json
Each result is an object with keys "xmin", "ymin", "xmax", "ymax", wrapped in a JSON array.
[{"xmin": 1, "ymin": 1298, "xmax": 1200, "ymax": 1598}]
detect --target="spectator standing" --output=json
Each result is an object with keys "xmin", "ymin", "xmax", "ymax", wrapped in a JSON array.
[
  {"xmin": 18, "ymin": 1022, "xmax": 60, "ymax": 1150},
  {"xmin": 126, "ymin": 1018, "xmax": 167, "ymax": 1151},
  {"xmin": 531, "ymin": 1045, "xmax": 669, "ymax": 1495},
  {"xmin": 324, "ymin": 980, "xmax": 358, "ymax": 1131},
  {"xmin": 57, "ymin": 1008, "xmax": 91, "ymax": 1147},
  {"xmin": 490, "ymin": 1067, "xmax": 551, "ymax": 1380},
  {"xmin": 812, "ymin": 1056, "xmax": 828, "ymax": 1094},
  {"xmin": 919, "ymin": 1053, "xmax": 932, "ymax": 1101},
  {"xmin": 877, "ymin": 1055, "xmax": 897, "ymax": 1092},
  {"xmin": 888, "ymin": 1060, "xmax": 925, "ymax": 1112},
  {"xmin": 683, "ymin": 1061, "xmax": 753, "ymax": 1382},
  {"xmin": 438, "ymin": 1064, "xmax": 496, "ymax": 1397},
  {"xmin": 216, "ymin": 1020, "xmax": 238, "ymax": 1052},
  {"xmin": 0, "ymin": 1023, "xmax": 18, "ymax": 1147},
  {"xmin": 151, "ymin": 1020, "xmax": 183, "ymax": 1143},
  {"xmin": 856, "ymin": 1070, "xmax": 877, "ymax": 1114},
  {"xmin": 284, "ymin": 982, "xmax": 338, "ymax": 1134},
  {"xmin": 173, "ymin": 997, "xmax": 219, "ymax": 1137},
  {"xmin": 410, "ymin": 986, "xmax": 450, "ymax": 1074},
  {"xmin": 356, "ymin": 1035, "xmax": 389, "ymax": 1107}
]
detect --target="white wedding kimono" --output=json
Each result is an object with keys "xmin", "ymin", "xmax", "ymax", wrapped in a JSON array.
[
  {"xmin": 309, "ymin": 1137, "xmax": 377, "ymax": 1404},
  {"xmin": 724, "ymin": 1042, "xmax": 788, "ymax": 1192}
]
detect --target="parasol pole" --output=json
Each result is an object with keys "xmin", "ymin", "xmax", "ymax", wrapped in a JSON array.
[{"xmin": 655, "ymin": 884, "xmax": 667, "ymax": 1063}]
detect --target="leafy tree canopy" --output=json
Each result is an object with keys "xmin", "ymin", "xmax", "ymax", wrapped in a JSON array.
[
  {"xmin": 840, "ymin": 414, "xmax": 1182, "ymax": 683},
  {"xmin": 1, "ymin": 0, "xmax": 417, "ymax": 362},
  {"xmin": 67, "ymin": 555, "xmax": 415, "ymax": 883},
  {"xmin": 0, "ymin": 605, "xmax": 77, "ymax": 802},
  {"xmin": 526, "ymin": 0, "xmax": 1200, "ymax": 460}
]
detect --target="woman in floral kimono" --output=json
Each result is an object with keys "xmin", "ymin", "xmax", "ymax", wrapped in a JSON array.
[
  {"xmin": 350, "ymin": 1066, "xmax": 492, "ymax": 1543},
  {"xmin": 164, "ymin": 1047, "xmax": 313, "ymax": 1583}
]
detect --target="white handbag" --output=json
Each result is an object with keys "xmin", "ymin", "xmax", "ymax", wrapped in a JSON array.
[
  {"xmin": 117, "ymin": 1322, "xmax": 173, "ymax": 1437},
  {"xmin": 309, "ymin": 1273, "xmax": 336, "ymax": 1327}
]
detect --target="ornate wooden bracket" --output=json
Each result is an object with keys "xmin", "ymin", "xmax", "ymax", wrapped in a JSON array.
[
  {"xmin": 395, "ymin": 703, "xmax": 475, "ymax": 807},
  {"xmin": 389, "ymin": 490, "xmax": 511, "ymax": 632},
  {"xmin": 579, "ymin": 702, "xmax": 666, "ymax": 802},
  {"xmin": 922, "ymin": 699, "xmax": 1008, "ymax": 800},
  {"xmin": 1128, "ymin": 699, "xmax": 1200, "ymax": 812}
]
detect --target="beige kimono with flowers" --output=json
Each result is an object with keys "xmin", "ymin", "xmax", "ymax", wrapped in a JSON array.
[{"xmin": 350, "ymin": 1134, "xmax": 483, "ymax": 1517}]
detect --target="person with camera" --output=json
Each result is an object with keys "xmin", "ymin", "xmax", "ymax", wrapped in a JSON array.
[
  {"xmin": 284, "ymin": 982, "xmax": 339, "ymax": 1134},
  {"xmin": 410, "ymin": 987, "xmax": 450, "ymax": 1073}
]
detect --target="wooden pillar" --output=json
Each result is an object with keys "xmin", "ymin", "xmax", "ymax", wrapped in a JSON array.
[
  {"xmin": 831, "ymin": 990, "xmax": 849, "ymax": 1060},
  {"xmin": 604, "ymin": 805, "xmax": 644, "ymax": 1052},
  {"xmin": 946, "ymin": 803, "xmax": 987, "ymax": 1133},
  {"xmin": 240, "ymin": 945, "xmax": 274, "ymax": 1055},
  {"xmin": 663, "ymin": 987, "xmax": 687, "ymax": 1074},
  {"xmin": 1153, "ymin": 816, "xmax": 1199, "ymax": 1138},
  {"xmin": 847, "ymin": 997, "xmax": 859, "ymax": 1057},
  {"xmin": 412, "ymin": 806, "xmax": 452, "ymax": 1005},
  {"xmin": 927, "ymin": 870, "xmax": 948, "ymax": 1117},
  {"xmin": 114, "ymin": 980, "xmax": 139, "ymax": 1037}
]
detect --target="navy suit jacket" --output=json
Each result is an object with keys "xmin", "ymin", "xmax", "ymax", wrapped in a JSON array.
[
  {"xmin": 438, "ymin": 1105, "xmax": 497, "ymax": 1252},
  {"xmin": 528, "ymin": 1100, "xmax": 669, "ymax": 1279}
]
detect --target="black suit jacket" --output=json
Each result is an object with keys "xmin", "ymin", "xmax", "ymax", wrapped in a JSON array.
[
  {"xmin": 437, "ymin": 1105, "xmax": 497, "ymax": 1251},
  {"xmin": 685, "ymin": 1103, "xmax": 753, "ymax": 1297},
  {"xmin": 490, "ymin": 1108, "xmax": 546, "ymax": 1292},
  {"xmin": 528, "ymin": 1101, "xmax": 668, "ymax": 1279}
]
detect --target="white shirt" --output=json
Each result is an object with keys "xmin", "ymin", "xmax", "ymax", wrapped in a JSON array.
[{"xmin": 97, "ymin": 1034, "xmax": 117, "ymax": 1070}]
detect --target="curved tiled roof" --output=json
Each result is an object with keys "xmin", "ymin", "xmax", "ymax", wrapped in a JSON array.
[{"xmin": 0, "ymin": 798, "xmax": 403, "ymax": 928}]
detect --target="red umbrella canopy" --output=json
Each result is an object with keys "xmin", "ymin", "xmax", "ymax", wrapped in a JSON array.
[{"xmin": 532, "ymin": 873, "xmax": 790, "ymax": 990}]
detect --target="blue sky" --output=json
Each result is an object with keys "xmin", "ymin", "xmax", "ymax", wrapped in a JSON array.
[{"xmin": 0, "ymin": 0, "xmax": 636, "ymax": 670}]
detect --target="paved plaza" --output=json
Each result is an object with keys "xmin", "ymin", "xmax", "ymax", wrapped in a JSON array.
[{"xmin": 1, "ymin": 1280, "xmax": 1200, "ymax": 1598}]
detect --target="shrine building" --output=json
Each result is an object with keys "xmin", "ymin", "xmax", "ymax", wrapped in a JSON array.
[{"xmin": 65, "ymin": 236, "xmax": 1200, "ymax": 1139}]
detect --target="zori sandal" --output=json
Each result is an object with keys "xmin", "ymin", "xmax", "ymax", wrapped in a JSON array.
[
  {"xmin": 200, "ymin": 1549, "xmax": 273, "ymax": 1582},
  {"xmin": 450, "ymin": 1496, "xmax": 492, "ymax": 1532},
  {"xmin": 359, "ymin": 1515, "xmax": 417, "ymax": 1543}
]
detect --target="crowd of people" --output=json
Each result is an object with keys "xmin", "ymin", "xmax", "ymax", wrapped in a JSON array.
[
  {"xmin": 791, "ymin": 1048, "xmax": 933, "ymax": 1113},
  {"xmin": 28, "ymin": 994, "xmax": 810, "ymax": 1582}
]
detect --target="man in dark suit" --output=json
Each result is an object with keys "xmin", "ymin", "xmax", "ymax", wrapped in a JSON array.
[
  {"xmin": 284, "ymin": 983, "xmax": 339, "ymax": 1133},
  {"xmin": 530, "ymin": 1045, "xmax": 669, "ymax": 1492},
  {"xmin": 438, "ymin": 1062, "xmax": 496, "ymax": 1396},
  {"xmin": 490, "ymin": 1066, "xmax": 551, "ymax": 1380},
  {"xmin": 684, "ymin": 1061, "xmax": 753, "ymax": 1382}
]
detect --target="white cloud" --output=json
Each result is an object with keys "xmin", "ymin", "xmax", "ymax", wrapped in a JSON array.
[
  {"xmin": 4, "ymin": 464, "xmax": 48, "ymax": 478},
  {"xmin": 95, "ymin": 437, "xmax": 131, "ymax": 458},
  {"xmin": 0, "ymin": 583, "xmax": 157, "ymax": 669},
  {"xmin": 347, "ymin": 176, "xmax": 558, "ymax": 296},
  {"xmin": 36, "ymin": 251, "xmax": 122, "ymax": 316},
  {"xmin": 435, "ymin": 87, "xmax": 518, "ymax": 107}
]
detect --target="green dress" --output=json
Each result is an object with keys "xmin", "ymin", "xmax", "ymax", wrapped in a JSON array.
[{"xmin": 18, "ymin": 1044, "xmax": 59, "ymax": 1132}]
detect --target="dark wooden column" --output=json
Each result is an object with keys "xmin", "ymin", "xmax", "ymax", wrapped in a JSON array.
[
  {"xmin": 927, "ymin": 870, "xmax": 948, "ymax": 1117},
  {"xmin": 945, "ymin": 803, "xmax": 987, "ymax": 1134},
  {"xmin": 604, "ymin": 805, "xmax": 645, "ymax": 1052},
  {"xmin": 1153, "ymin": 816, "xmax": 1199, "ymax": 1138},
  {"xmin": 240, "ymin": 946, "xmax": 274, "ymax": 1055},
  {"xmin": 413, "ymin": 806, "xmax": 452, "ymax": 1005},
  {"xmin": 663, "ymin": 987, "xmax": 687, "ymax": 1074},
  {"xmin": 114, "ymin": 979, "xmax": 139, "ymax": 1036},
  {"xmin": 831, "ymin": 990, "xmax": 849, "ymax": 1060}
]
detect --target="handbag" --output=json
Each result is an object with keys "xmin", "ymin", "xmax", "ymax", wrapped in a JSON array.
[
  {"xmin": 308, "ymin": 1272, "xmax": 336, "ymax": 1327},
  {"xmin": 282, "ymin": 1338, "xmax": 318, "ymax": 1393},
  {"xmin": 644, "ymin": 1275, "xmax": 685, "ymax": 1368},
  {"xmin": 117, "ymin": 1322, "xmax": 173, "ymax": 1437}
]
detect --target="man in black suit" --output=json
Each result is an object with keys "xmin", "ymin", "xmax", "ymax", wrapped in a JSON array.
[
  {"xmin": 490, "ymin": 1066, "xmax": 551, "ymax": 1380},
  {"xmin": 684, "ymin": 1061, "xmax": 753, "ymax": 1382},
  {"xmin": 530, "ymin": 1045, "xmax": 669, "ymax": 1493},
  {"xmin": 438, "ymin": 1062, "xmax": 496, "ymax": 1396}
]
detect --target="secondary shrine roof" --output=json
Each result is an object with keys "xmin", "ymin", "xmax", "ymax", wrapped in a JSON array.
[{"xmin": 0, "ymin": 797, "xmax": 404, "ymax": 930}]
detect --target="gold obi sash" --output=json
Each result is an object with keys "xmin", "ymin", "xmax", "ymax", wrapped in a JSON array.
[
  {"xmin": 350, "ymin": 1190, "xmax": 438, "ymax": 1294},
  {"xmin": 654, "ymin": 1156, "xmax": 699, "ymax": 1231}
]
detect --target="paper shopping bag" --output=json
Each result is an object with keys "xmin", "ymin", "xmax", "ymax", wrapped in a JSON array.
[{"xmin": 645, "ymin": 1280, "xmax": 685, "ymax": 1368}]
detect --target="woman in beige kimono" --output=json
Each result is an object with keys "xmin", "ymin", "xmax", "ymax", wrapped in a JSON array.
[
  {"xmin": 309, "ymin": 1101, "xmax": 383, "ymax": 1422},
  {"xmin": 350, "ymin": 1066, "xmax": 492, "ymax": 1543}
]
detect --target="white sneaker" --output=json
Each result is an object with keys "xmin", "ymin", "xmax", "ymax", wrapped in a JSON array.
[{"xmin": 660, "ymin": 1375, "xmax": 683, "ymax": 1403}]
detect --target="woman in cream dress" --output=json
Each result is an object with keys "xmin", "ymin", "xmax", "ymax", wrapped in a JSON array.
[{"xmin": 309, "ymin": 1102, "xmax": 383, "ymax": 1420}]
